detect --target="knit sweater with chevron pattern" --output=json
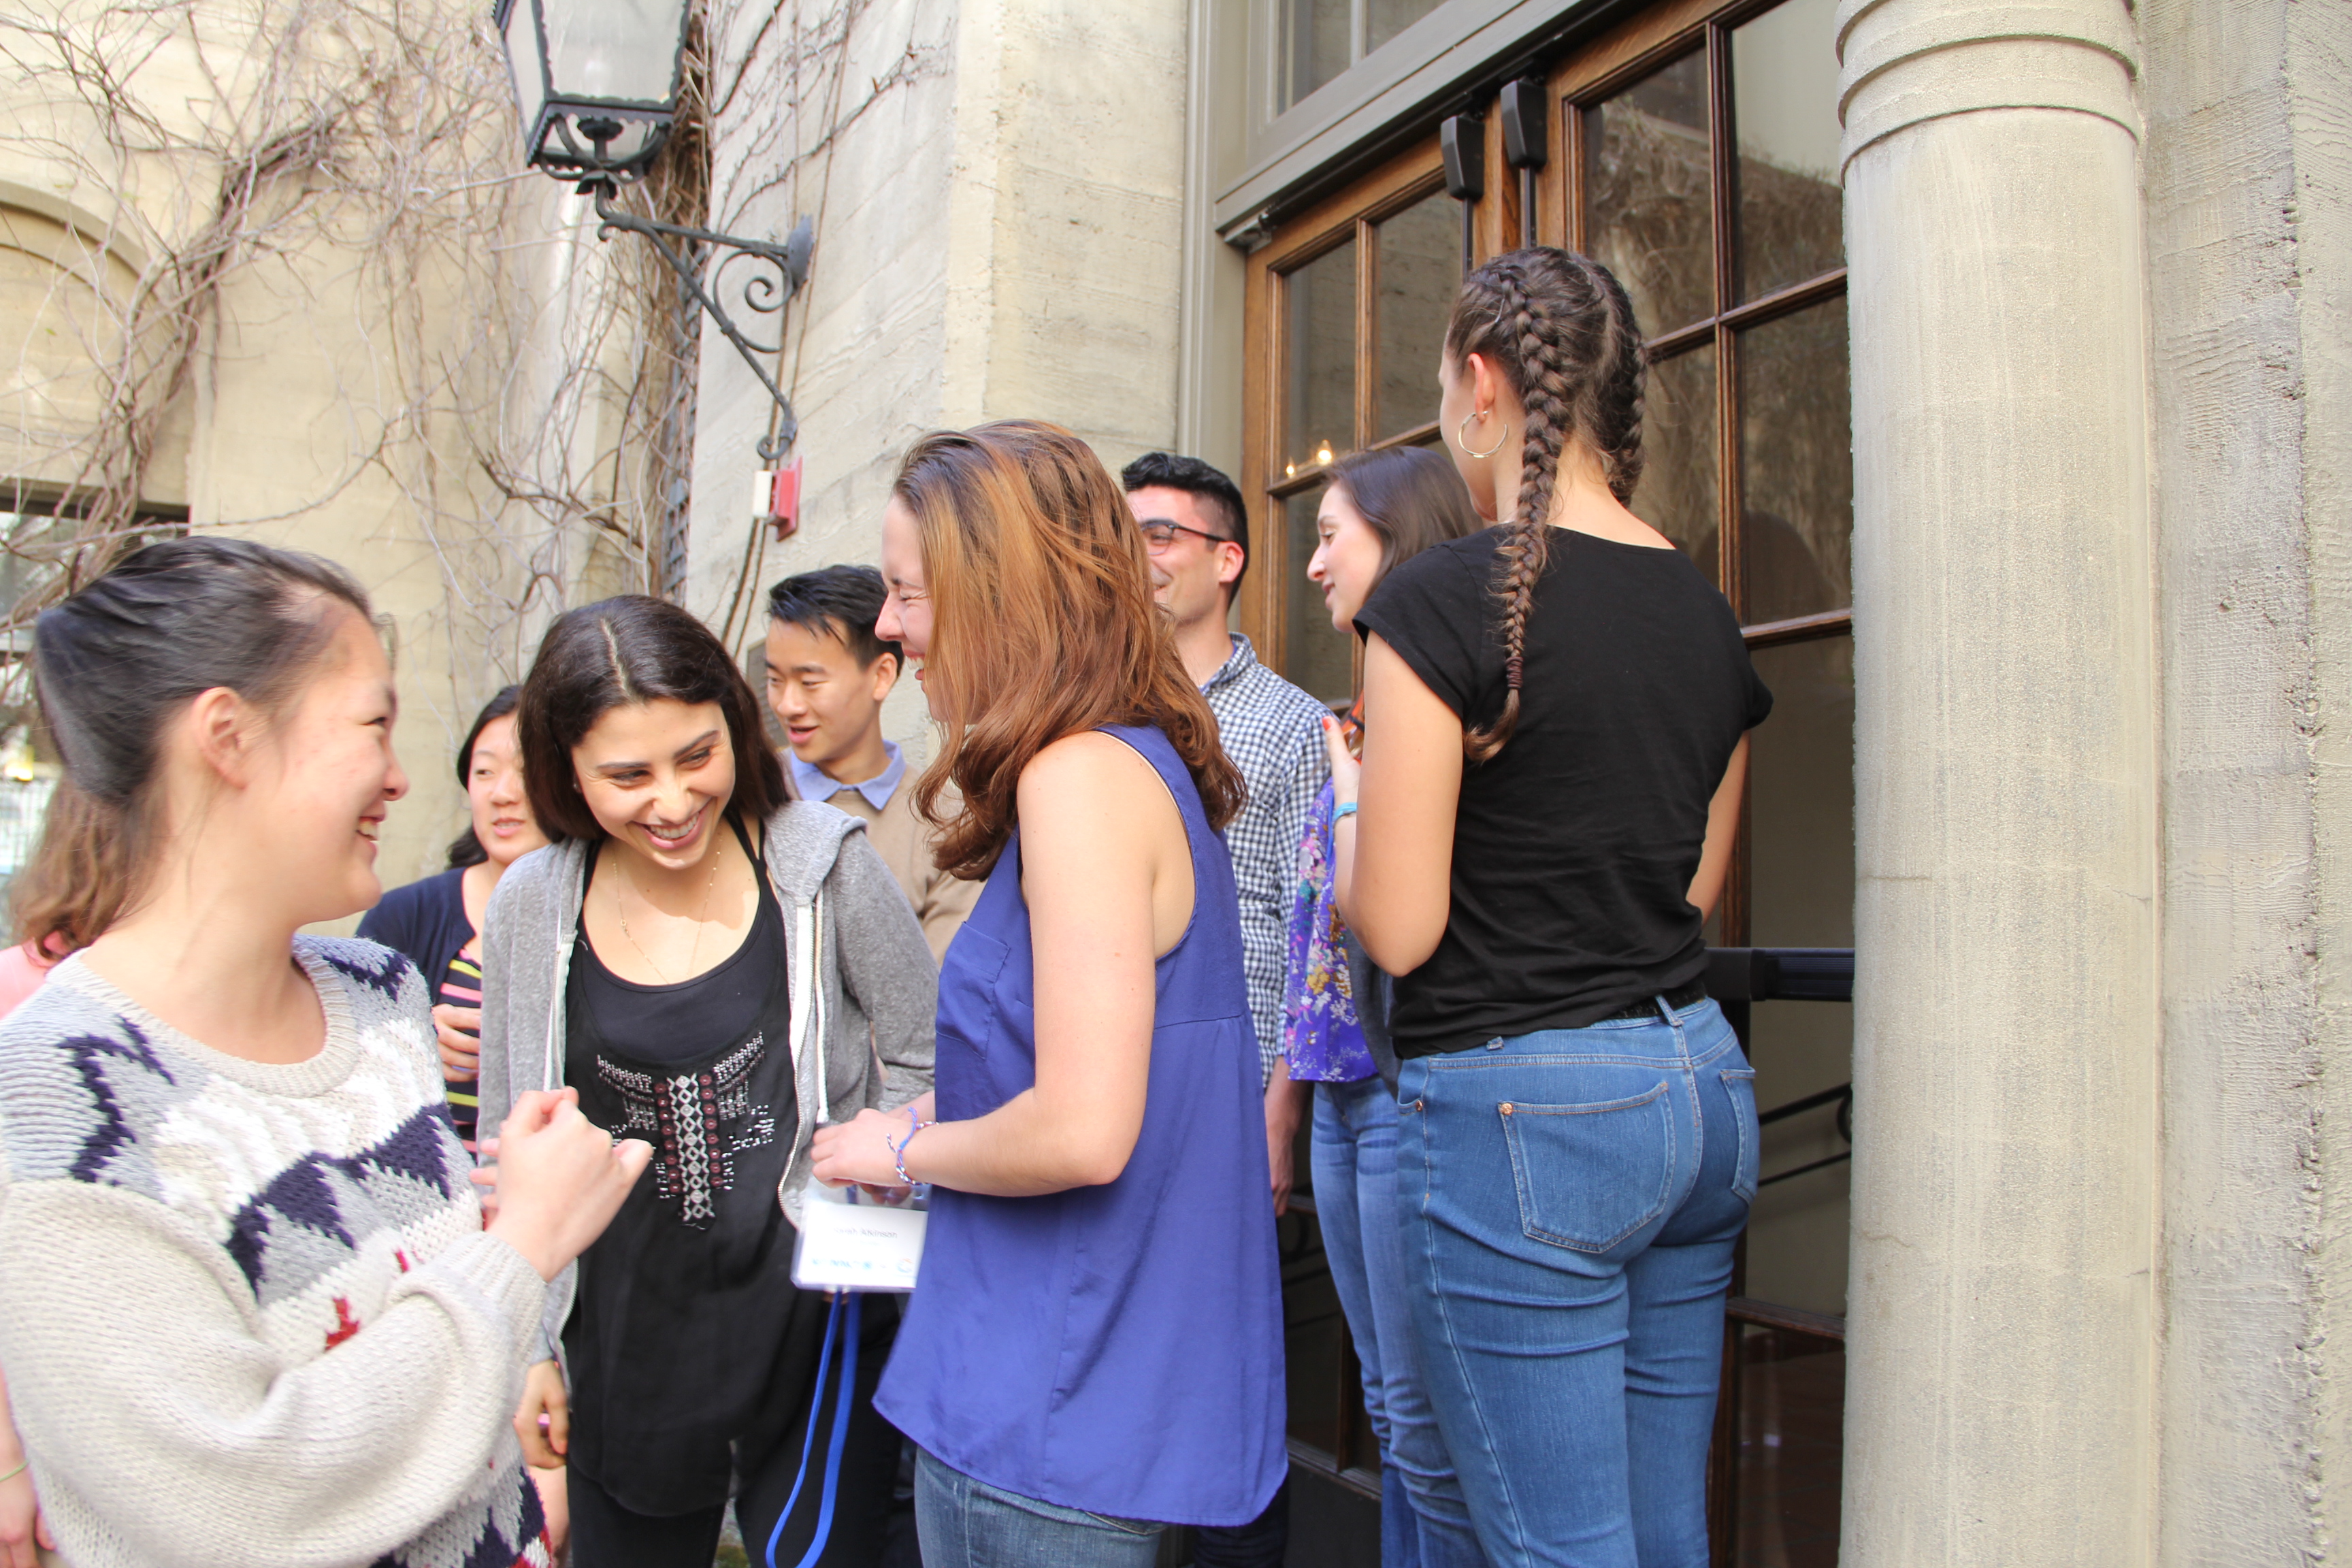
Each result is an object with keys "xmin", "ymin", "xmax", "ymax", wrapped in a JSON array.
[{"xmin": 0, "ymin": 936, "xmax": 554, "ymax": 1568}]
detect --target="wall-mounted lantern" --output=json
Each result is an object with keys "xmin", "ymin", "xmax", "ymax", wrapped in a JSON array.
[
  {"xmin": 495, "ymin": 0, "xmax": 813, "ymax": 459},
  {"xmin": 494, "ymin": 0, "xmax": 691, "ymax": 182}
]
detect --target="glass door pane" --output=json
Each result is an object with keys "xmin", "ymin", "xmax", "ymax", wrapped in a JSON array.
[
  {"xmin": 1374, "ymin": 191, "xmax": 1460, "ymax": 441},
  {"xmin": 1280, "ymin": 0, "xmax": 1353, "ymax": 110},
  {"xmin": 1732, "ymin": 1324, "xmax": 1845, "ymax": 1567},
  {"xmin": 1582, "ymin": 50, "xmax": 1715, "ymax": 338},
  {"xmin": 1369, "ymin": 0, "xmax": 1442, "ymax": 52},
  {"xmin": 1632, "ymin": 343, "xmax": 1720, "ymax": 586},
  {"xmin": 1739, "ymin": 297, "xmax": 1852, "ymax": 623},
  {"xmin": 1285, "ymin": 239, "xmax": 1358, "ymax": 475},
  {"xmin": 1730, "ymin": 0, "xmax": 1844, "ymax": 301},
  {"xmin": 1743, "ymin": 634, "xmax": 1854, "ymax": 1320}
]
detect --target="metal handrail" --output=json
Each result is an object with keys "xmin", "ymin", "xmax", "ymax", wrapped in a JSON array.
[{"xmin": 1704, "ymin": 946, "xmax": 1853, "ymax": 1003}]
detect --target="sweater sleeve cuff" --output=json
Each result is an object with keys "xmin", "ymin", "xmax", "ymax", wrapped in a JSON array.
[{"xmin": 424, "ymin": 1230, "xmax": 549, "ymax": 1364}]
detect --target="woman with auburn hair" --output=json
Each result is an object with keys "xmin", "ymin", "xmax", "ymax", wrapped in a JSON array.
[{"xmin": 811, "ymin": 420, "xmax": 1283, "ymax": 1567}]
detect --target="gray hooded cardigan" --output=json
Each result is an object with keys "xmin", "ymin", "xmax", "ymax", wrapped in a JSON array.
[{"xmin": 476, "ymin": 798, "xmax": 938, "ymax": 1361}]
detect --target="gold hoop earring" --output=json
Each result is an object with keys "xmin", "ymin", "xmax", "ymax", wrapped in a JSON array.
[{"xmin": 1457, "ymin": 411, "xmax": 1508, "ymax": 461}]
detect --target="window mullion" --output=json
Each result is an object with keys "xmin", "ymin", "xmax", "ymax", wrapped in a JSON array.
[{"xmin": 1354, "ymin": 215, "xmax": 1377, "ymax": 456}]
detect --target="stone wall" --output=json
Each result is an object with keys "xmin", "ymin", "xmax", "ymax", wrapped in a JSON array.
[
  {"xmin": 2142, "ymin": 0, "xmax": 2352, "ymax": 1560},
  {"xmin": 684, "ymin": 0, "xmax": 1188, "ymax": 758},
  {"xmin": 1842, "ymin": 0, "xmax": 2352, "ymax": 1556},
  {"xmin": 0, "ymin": 0, "xmax": 652, "ymax": 892}
]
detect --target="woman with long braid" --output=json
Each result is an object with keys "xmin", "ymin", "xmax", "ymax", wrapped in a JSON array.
[{"xmin": 1326, "ymin": 248, "xmax": 1772, "ymax": 1567}]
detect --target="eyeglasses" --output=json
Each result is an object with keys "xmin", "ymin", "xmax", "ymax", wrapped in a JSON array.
[{"xmin": 1137, "ymin": 519, "xmax": 1236, "ymax": 555}]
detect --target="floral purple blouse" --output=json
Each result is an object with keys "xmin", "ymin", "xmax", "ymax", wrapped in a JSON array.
[{"xmin": 1281, "ymin": 779, "xmax": 1377, "ymax": 1083}]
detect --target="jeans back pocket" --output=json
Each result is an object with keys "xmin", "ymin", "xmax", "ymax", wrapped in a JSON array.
[
  {"xmin": 1718, "ymin": 1067, "xmax": 1761, "ymax": 1203},
  {"xmin": 1499, "ymin": 1081, "xmax": 1676, "ymax": 1253}
]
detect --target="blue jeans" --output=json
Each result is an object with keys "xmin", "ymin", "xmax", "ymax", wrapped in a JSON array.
[
  {"xmin": 1396, "ymin": 999, "xmax": 1758, "ymax": 1568},
  {"xmin": 1313, "ymin": 1077, "xmax": 1485, "ymax": 1568},
  {"xmin": 915, "ymin": 1449, "xmax": 1164, "ymax": 1568}
]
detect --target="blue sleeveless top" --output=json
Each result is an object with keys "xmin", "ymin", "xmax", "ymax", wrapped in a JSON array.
[{"xmin": 874, "ymin": 725, "xmax": 1286, "ymax": 1526}]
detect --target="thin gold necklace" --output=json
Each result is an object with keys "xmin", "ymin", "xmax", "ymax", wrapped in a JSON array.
[{"xmin": 615, "ymin": 828, "xmax": 726, "ymax": 983}]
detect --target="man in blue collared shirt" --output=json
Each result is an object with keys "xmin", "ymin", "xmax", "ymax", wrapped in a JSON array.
[{"xmin": 765, "ymin": 566, "xmax": 977, "ymax": 961}]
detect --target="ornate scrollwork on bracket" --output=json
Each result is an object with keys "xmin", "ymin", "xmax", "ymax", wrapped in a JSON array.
[{"xmin": 591, "ymin": 185, "xmax": 813, "ymax": 462}]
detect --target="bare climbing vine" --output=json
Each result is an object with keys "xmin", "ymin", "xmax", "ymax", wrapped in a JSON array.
[{"xmin": 0, "ymin": 0, "xmax": 713, "ymax": 704}]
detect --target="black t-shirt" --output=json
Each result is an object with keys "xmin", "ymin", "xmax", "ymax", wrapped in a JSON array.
[
  {"xmin": 1355, "ymin": 527, "xmax": 1772, "ymax": 1056},
  {"xmin": 562, "ymin": 814, "xmax": 804, "ymax": 1512},
  {"xmin": 572, "ymin": 848, "xmax": 781, "ymax": 1067},
  {"xmin": 357, "ymin": 868, "xmax": 470, "ymax": 995}
]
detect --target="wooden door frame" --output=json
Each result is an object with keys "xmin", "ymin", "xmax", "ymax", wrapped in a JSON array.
[{"xmin": 1238, "ymin": 138, "xmax": 1446, "ymax": 675}]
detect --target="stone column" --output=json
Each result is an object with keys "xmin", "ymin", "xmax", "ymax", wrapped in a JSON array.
[{"xmin": 1835, "ymin": 2, "xmax": 2157, "ymax": 1563}]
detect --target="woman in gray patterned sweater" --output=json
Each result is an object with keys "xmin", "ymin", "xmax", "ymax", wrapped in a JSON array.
[{"xmin": 0, "ymin": 539, "xmax": 649, "ymax": 1568}]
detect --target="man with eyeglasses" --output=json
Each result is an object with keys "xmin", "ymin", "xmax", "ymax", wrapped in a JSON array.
[{"xmin": 1121, "ymin": 451, "xmax": 1329, "ymax": 1568}]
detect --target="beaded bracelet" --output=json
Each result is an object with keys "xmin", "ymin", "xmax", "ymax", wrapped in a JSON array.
[{"xmin": 889, "ymin": 1106, "xmax": 931, "ymax": 1186}]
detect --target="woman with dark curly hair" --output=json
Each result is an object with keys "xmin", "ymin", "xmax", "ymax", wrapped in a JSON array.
[{"xmin": 476, "ymin": 597, "xmax": 936, "ymax": 1568}]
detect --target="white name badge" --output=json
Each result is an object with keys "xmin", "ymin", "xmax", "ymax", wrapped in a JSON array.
[{"xmin": 791, "ymin": 1181, "xmax": 928, "ymax": 1293}]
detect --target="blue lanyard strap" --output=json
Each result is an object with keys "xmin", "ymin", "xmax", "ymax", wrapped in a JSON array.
[{"xmin": 767, "ymin": 1292, "xmax": 864, "ymax": 1568}]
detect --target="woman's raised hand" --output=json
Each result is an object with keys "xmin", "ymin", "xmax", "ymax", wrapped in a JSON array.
[
  {"xmin": 430, "ymin": 1002, "xmax": 483, "ymax": 1081},
  {"xmin": 1322, "ymin": 715, "xmax": 1360, "ymax": 806},
  {"xmin": 811, "ymin": 1108, "xmax": 915, "ymax": 1192},
  {"xmin": 485, "ymin": 1089, "xmax": 650, "ymax": 1281},
  {"xmin": 513, "ymin": 1358, "xmax": 570, "ymax": 1469}
]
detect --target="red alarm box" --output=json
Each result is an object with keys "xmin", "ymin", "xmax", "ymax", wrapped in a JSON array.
[{"xmin": 753, "ymin": 457, "xmax": 803, "ymax": 541}]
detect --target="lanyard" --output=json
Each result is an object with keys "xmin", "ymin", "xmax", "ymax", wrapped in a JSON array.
[{"xmin": 766, "ymin": 1291, "xmax": 863, "ymax": 1568}]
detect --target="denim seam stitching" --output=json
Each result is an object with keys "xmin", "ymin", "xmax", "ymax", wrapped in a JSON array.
[
  {"xmin": 1690, "ymin": 1033, "xmax": 1741, "ymax": 1071},
  {"xmin": 1720, "ymin": 1066, "xmax": 1759, "ymax": 1202},
  {"xmin": 1428, "ymin": 1051, "xmax": 1710, "ymax": 1070},
  {"xmin": 1414, "ymin": 1092, "xmax": 1530, "ymax": 1561},
  {"xmin": 1501, "ymin": 1083, "xmax": 1673, "ymax": 1118}
]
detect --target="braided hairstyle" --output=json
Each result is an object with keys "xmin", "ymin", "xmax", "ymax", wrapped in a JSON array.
[{"xmin": 1443, "ymin": 248, "xmax": 1646, "ymax": 760}]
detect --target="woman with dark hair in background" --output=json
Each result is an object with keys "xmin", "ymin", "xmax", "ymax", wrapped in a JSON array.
[
  {"xmin": 1288, "ymin": 444, "xmax": 1481, "ymax": 1568},
  {"xmin": 1333, "ymin": 249, "xmax": 1771, "ymax": 1566},
  {"xmin": 811, "ymin": 420, "xmax": 1281, "ymax": 1568},
  {"xmin": 0, "ymin": 783, "xmax": 120, "ymax": 1021},
  {"xmin": 474, "ymin": 595, "xmax": 935, "ymax": 1568},
  {"xmin": 361, "ymin": 685, "xmax": 546, "ymax": 1153},
  {"xmin": 0, "ymin": 778, "xmax": 120, "ymax": 1565},
  {"xmin": 0, "ymin": 537, "xmax": 644, "ymax": 1568}
]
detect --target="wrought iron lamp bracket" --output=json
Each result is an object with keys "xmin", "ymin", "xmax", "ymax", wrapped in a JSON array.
[{"xmin": 589, "ymin": 182, "xmax": 812, "ymax": 463}]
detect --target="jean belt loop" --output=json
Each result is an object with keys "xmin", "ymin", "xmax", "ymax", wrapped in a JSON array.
[{"xmin": 1655, "ymin": 994, "xmax": 1695, "ymax": 1065}]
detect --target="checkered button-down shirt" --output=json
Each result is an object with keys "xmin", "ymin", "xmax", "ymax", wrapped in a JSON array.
[{"xmin": 1201, "ymin": 634, "xmax": 1332, "ymax": 1088}]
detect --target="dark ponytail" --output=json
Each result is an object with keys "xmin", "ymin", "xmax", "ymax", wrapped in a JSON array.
[
  {"xmin": 29, "ymin": 538, "xmax": 376, "ymax": 933},
  {"xmin": 444, "ymin": 685, "xmax": 524, "ymax": 869},
  {"xmin": 1443, "ymin": 247, "xmax": 1646, "ymax": 760}
]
